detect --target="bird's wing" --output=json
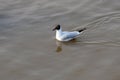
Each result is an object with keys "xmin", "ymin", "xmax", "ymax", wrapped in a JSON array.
[{"xmin": 61, "ymin": 31, "xmax": 80, "ymax": 40}]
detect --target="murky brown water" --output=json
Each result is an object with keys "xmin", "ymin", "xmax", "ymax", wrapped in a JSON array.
[{"xmin": 0, "ymin": 0, "xmax": 120, "ymax": 80}]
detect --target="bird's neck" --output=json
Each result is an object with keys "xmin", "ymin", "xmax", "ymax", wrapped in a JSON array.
[{"xmin": 56, "ymin": 28, "xmax": 62, "ymax": 37}]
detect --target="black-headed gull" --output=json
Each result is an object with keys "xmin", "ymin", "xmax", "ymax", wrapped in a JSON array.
[{"xmin": 53, "ymin": 24, "xmax": 86, "ymax": 41}]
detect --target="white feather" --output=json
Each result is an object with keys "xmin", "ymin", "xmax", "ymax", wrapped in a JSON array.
[{"xmin": 56, "ymin": 28, "xmax": 80, "ymax": 41}]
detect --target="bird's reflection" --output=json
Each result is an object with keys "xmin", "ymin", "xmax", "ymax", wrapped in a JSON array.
[
  {"xmin": 56, "ymin": 45, "xmax": 62, "ymax": 52},
  {"xmin": 55, "ymin": 39, "xmax": 77, "ymax": 53},
  {"xmin": 56, "ymin": 41, "xmax": 62, "ymax": 53}
]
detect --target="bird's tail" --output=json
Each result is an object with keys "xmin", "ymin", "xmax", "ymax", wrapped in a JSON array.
[{"xmin": 78, "ymin": 27, "xmax": 87, "ymax": 32}]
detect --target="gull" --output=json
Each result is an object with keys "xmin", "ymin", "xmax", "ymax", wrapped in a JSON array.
[{"xmin": 53, "ymin": 24, "xmax": 86, "ymax": 41}]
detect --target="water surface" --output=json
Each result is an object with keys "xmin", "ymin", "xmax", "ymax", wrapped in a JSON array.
[{"xmin": 0, "ymin": 0, "xmax": 120, "ymax": 80}]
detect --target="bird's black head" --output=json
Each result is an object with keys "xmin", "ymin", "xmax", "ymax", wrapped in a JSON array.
[{"xmin": 52, "ymin": 24, "xmax": 61, "ymax": 31}]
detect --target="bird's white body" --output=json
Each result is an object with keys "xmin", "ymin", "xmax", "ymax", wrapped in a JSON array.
[
  {"xmin": 53, "ymin": 24, "xmax": 86, "ymax": 42},
  {"xmin": 56, "ymin": 28, "xmax": 81, "ymax": 41}
]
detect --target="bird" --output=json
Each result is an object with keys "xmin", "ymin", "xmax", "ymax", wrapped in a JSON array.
[{"xmin": 52, "ymin": 24, "xmax": 86, "ymax": 41}]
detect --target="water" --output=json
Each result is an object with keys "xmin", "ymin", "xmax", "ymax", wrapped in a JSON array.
[{"xmin": 0, "ymin": 0, "xmax": 120, "ymax": 80}]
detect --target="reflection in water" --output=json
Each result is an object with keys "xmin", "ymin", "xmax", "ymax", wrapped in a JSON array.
[
  {"xmin": 56, "ymin": 40, "xmax": 62, "ymax": 52},
  {"xmin": 55, "ymin": 39, "xmax": 78, "ymax": 53},
  {"xmin": 56, "ymin": 45, "xmax": 62, "ymax": 52}
]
